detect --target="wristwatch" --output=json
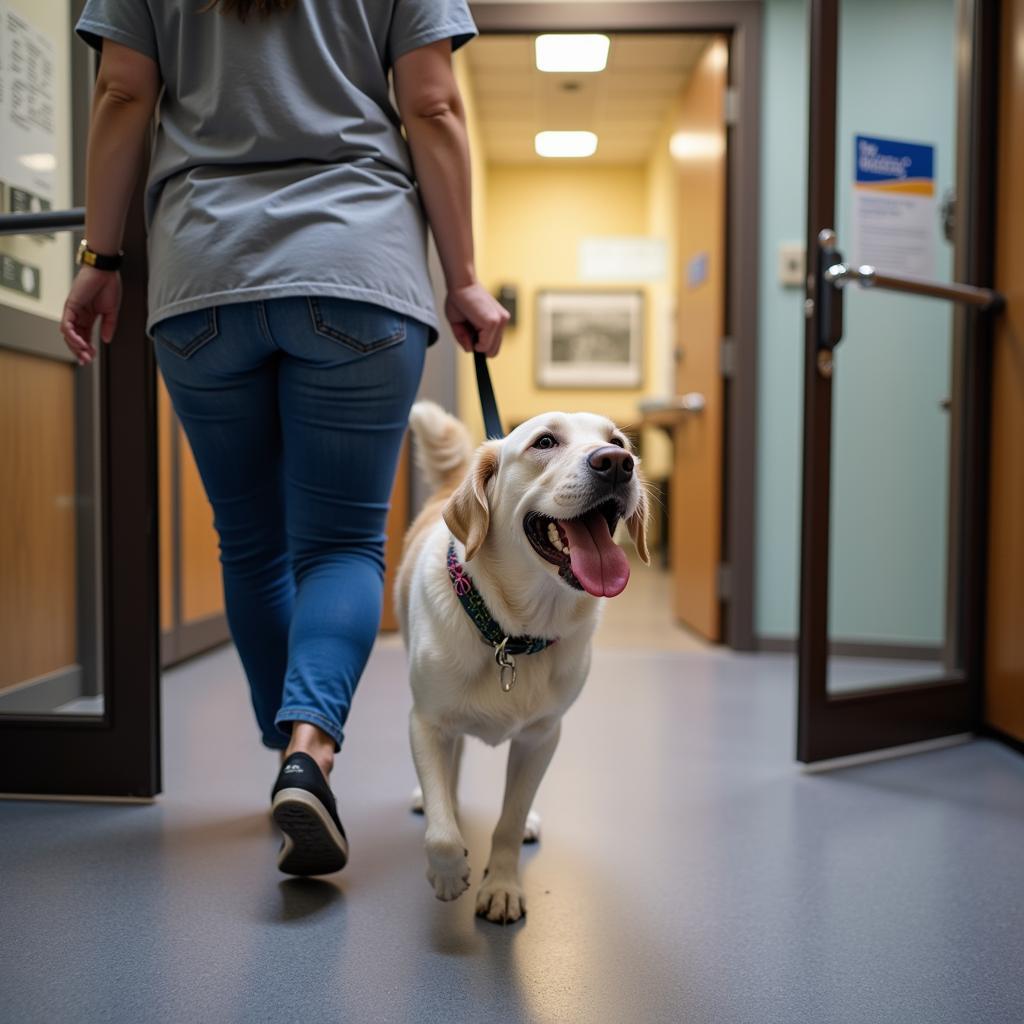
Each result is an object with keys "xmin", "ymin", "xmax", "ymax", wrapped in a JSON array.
[{"xmin": 77, "ymin": 238, "xmax": 124, "ymax": 272}]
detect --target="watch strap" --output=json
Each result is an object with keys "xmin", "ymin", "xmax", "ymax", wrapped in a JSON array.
[{"xmin": 78, "ymin": 240, "xmax": 123, "ymax": 271}]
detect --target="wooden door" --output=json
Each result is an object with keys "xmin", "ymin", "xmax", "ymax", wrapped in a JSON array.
[
  {"xmin": 157, "ymin": 375, "xmax": 229, "ymax": 668},
  {"xmin": 670, "ymin": 37, "xmax": 728, "ymax": 641},
  {"xmin": 158, "ymin": 378, "xmax": 410, "ymax": 648},
  {"xmin": 985, "ymin": 0, "xmax": 1024, "ymax": 744},
  {"xmin": 380, "ymin": 438, "xmax": 410, "ymax": 632},
  {"xmin": 0, "ymin": 350, "xmax": 78, "ymax": 696}
]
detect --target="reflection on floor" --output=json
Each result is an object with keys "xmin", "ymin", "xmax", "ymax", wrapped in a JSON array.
[
  {"xmin": 2, "ymin": 641, "xmax": 1023, "ymax": 1021},
  {"xmin": 52, "ymin": 694, "xmax": 105, "ymax": 715},
  {"xmin": 828, "ymin": 656, "xmax": 945, "ymax": 695},
  {"xmin": 594, "ymin": 563, "xmax": 707, "ymax": 651}
]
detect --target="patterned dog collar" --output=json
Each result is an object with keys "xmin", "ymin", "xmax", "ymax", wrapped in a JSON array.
[{"xmin": 447, "ymin": 540, "xmax": 558, "ymax": 658}]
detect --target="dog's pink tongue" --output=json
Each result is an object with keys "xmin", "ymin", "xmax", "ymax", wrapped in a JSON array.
[{"xmin": 558, "ymin": 510, "xmax": 630, "ymax": 598}]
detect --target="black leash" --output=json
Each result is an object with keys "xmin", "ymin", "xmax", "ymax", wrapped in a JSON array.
[{"xmin": 474, "ymin": 351, "xmax": 504, "ymax": 440}]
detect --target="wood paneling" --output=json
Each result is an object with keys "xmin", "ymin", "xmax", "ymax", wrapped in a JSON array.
[
  {"xmin": 0, "ymin": 349, "xmax": 77, "ymax": 689},
  {"xmin": 179, "ymin": 423, "xmax": 224, "ymax": 623},
  {"xmin": 670, "ymin": 37, "xmax": 728, "ymax": 641},
  {"xmin": 986, "ymin": 0, "xmax": 1024, "ymax": 742},
  {"xmin": 158, "ymin": 396, "xmax": 408, "ymax": 641},
  {"xmin": 380, "ymin": 437, "xmax": 410, "ymax": 632},
  {"xmin": 158, "ymin": 377, "xmax": 174, "ymax": 632}
]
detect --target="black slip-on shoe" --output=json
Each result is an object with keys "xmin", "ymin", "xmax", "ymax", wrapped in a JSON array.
[{"xmin": 271, "ymin": 752, "xmax": 349, "ymax": 876}]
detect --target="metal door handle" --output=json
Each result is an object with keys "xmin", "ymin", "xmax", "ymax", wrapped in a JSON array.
[{"xmin": 825, "ymin": 261, "xmax": 1003, "ymax": 311}]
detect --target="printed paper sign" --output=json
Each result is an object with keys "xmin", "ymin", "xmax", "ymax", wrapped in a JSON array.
[
  {"xmin": 0, "ymin": 0, "xmax": 73, "ymax": 321},
  {"xmin": 0, "ymin": 5, "xmax": 57, "ymax": 206},
  {"xmin": 852, "ymin": 134, "xmax": 937, "ymax": 279},
  {"xmin": 578, "ymin": 237, "xmax": 667, "ymax": 282}
]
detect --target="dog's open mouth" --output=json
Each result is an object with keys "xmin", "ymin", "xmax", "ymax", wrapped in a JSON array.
[{"xmin": 524, "ymin": 498, "xmax": 630, "ymax": 598}]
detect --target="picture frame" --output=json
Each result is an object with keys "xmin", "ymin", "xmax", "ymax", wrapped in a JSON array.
[{"xmin": 535, "ymin": 290, "xmax": 645, "ymax": 389}]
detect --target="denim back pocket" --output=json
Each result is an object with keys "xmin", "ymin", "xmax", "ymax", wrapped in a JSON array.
[
  {"xmin": 152, "ymin": 307, "xmax": 219, "ymax": 359},
  {"xmin": 306, "ymin": 297, "xmax": 407, "ymax": 354}
]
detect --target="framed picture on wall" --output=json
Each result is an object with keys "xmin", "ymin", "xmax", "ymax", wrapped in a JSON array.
[{"xmin": 535, "ymin": 290, "xmax": 644, "ymax": 389}]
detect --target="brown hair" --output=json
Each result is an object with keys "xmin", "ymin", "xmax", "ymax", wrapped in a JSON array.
[{"xmin": 200, "ymin": 0, "xmax": 296, "ymax": 21}]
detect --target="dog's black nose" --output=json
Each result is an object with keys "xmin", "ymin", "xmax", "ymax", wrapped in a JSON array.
[{"xmin": 587, "ymin": 445, "xmax": 634, "ymax": 485}]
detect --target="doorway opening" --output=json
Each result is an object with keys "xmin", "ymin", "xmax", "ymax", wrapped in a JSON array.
[{"xmin": 456, "ymin": 10, "xmax": 761, "ymax": 650}]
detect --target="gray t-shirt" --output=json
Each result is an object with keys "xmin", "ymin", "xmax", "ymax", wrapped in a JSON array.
[{"xmin": 76, "ymin": 0, "xmax": 477, "ymax": 337}]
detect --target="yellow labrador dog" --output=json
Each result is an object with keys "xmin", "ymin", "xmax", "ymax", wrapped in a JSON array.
[{"xmin": 395, "ymin": 401, "xmax": 648, "ymax": 924}]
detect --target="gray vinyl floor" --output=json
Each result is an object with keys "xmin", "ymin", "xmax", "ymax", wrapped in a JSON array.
[{"xmin": 3, "ymin": 638, "xmax": 1023, "ymax": 1024}]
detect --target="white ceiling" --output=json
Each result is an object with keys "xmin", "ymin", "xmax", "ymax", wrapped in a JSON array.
[{"xmin": 465, "ymin": 34, "xmax": 713, "ymax": 166}]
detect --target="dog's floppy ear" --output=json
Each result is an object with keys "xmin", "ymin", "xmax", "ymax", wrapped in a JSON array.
[
  {"xmin": 626, "ymin": 486, "xmax": 651, "ymax": 565},
  {"xmin": 443, "ymin": 441, "xmax": 500, "ymax": 561}
]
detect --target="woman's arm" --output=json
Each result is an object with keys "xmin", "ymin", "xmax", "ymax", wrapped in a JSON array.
[
  {"xmin": 60, "ymin": 41, "xmax": 160, "ymax": 364},
  {"xmin": 393, "ymin": 41, "xmax": 509, "ymax": 357}
]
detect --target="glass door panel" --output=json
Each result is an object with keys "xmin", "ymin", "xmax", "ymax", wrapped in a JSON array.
[
  {"xmin": 826, "ymin": 0, "xmax": 958, "ymax": 693},
  {"xmin": 0, "ymin": 0, "xmax": 103, "ymax": 718},
  {"xmin": 796, "ymin": 0, "xmax": 996, "ymax": 761},
  {"xmin": 0, "ymin": 0, "xmax": 160, "ymax": 797}
]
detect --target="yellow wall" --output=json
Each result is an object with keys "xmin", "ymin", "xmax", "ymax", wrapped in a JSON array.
[
  {"xmin": 642, "ymin": 89, "xmax": 688, "ymax": 478},
  {"xmin": 458, "ymin": 163, "xmax": 662, "ymax": 443},
  {"xmin": 453, "ymin": 60, "xmax": 690, "ymax": 482}
]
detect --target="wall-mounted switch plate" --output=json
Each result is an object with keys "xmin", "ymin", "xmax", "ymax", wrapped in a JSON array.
[{"xmin": 777, "ymin": 243, "xmax": 806, "ymax": 287}]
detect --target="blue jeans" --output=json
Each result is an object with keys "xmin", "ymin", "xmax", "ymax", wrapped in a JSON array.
[{"xmin": 153, "ymin": 297, "xmax": 427, "ymax": 751}]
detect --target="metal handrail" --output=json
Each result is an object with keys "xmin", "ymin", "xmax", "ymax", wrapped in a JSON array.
[
  {"xmin": 826, "ymin": 262, "xmax": 1003, "ymax": 312},
  {"xmin": 0, "ymin": 208, "xmax": 85, "ymax": 236}
]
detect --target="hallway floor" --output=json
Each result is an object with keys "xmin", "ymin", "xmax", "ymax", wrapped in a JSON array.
[{"xmin": 3, "ymin": 624, "xmax": 1023, "ymax": 1022}]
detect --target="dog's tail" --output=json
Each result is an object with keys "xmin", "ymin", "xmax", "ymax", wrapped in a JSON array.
[{"xmin": 408, "ymin": 400, "xmax": 473, "ymax": 495}]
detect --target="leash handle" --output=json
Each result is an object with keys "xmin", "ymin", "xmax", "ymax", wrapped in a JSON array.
[{"xmin": 474, "ymin": 350, "xmax": 504, "ymax": 440}]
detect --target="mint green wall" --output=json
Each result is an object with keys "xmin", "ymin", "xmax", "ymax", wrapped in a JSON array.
[
  {"xmin": 829, "ymin": 0, "xmax": 956, "ymax": 645},
  {"xmin": 756, "ymin": 0, "xmax": 956, "ymax": 644},
  {"xmin": 756, "ymin": 0, "xmax": 808, "ymax": 639}
]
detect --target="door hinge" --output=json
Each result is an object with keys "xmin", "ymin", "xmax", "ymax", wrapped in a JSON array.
[
  {"xmin": 724, "ymin": 87, "xmax": 740, "ymax": 126},
  {"xmin": 720, "ymin": 336, "xmax": 736, "ymax": 379},
  {"xmin": 716, "ymin": 563, "xmax": 732, "ymax": 600}
]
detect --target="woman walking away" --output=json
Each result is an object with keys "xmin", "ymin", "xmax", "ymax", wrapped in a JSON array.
[{"xmin": 61, "ymin": 0, "xmax": 509, "ymax": 876}]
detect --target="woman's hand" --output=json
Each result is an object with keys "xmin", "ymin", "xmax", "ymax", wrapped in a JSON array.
[
  {"xmin": 445, "ymin": 283, "xmax": 510, "ymax": 358},
  {"xmin": 60, "ymin": 267, "xmax": 122, "ymax": 366}
]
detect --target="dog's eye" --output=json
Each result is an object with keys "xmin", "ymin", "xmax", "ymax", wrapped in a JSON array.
[
  {"xmin": 610, "ymin": 436, "xmax": 626, "ymax": 448},
  {"xmin": 532, "ymin": 434, "xmax": 558, "ymax": 450}
]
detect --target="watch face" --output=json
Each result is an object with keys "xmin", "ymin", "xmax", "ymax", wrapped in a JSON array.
[{"xmin": 75, "ymin": 241, "xmax": 121, "ymax": 270}]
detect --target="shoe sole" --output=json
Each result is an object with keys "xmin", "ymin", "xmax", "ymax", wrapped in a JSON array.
[{"xmin": 271, "ymin": 787, "xmax": 349, "ymax": 876}]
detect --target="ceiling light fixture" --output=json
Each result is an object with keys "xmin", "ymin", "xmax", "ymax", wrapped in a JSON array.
[
  {"xmin": 535, "ymin": 131, "xmax": 599, "ymax": 158},
  {"xmin": 669, "ymin": 131, "xmax": 725, "ymax": 162},
  {"xmin": 535, "ymin": 34, "xmax": 610, "ymax": 73}
]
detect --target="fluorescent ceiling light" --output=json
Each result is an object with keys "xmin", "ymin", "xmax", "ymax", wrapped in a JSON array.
[
  {"xmin": 535, "ymin": 34, "xmax": 610, "ymax": 73},
  {"xmin": 535, "ymin": 131, "xmax": 598, "ymax": 158},
  {"xmin": 669, "ymin": 131, "xmax": 725, "ymax": 162}
]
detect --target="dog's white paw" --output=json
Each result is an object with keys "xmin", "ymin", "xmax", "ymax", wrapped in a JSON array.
[
  {"xmin": 475, "ymin": 875, "xmax": 526, "ymax": 924},
  {"xmin": 410, "ymin": 786, "xmax": 424, "ymax": 814},
  {"xmin": 425, "ymin": 840, "xmax": 471, "ymax": 902},
  {"xmin": 523, "ymin": 809, "xmax": 541, "ymax": 844}
]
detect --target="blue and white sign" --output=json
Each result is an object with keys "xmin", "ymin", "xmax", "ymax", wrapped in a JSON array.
[{"xmin": 852, "ymin": 134, "xmax": 937, "ymax": 278}]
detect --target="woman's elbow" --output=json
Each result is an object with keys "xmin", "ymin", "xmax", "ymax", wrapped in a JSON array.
[
  {"xmin": 403, "ymin": 92, "xmax": 464, "ymax": 132},
  {"xmin": 96, "ymin": 76, "xmax": 144, "ymax": 107},
  {"xmin": 94, "ymin": 43, "xmax": 161, "ymax": 111}
]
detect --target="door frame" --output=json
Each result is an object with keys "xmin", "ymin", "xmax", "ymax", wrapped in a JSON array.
[
  {"xmin": 796, "ymin": 0, "xmax": 999, "ymax": 762},
  {"xmin": 0, "ymin": 3, "xmax": 161, "ymax": 798},
  {"xmin": 470, "ymin": 2, "xmax": 762, "ymax": 651}
]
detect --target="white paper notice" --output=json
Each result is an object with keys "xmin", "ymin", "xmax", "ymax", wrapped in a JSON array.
[
  {"xmin": 578, "ymin": 236, "xmax": 667, "ymax": 282},
  {"xmin": 852, "ymin": 134, "xmax": 937, "ymax": 279},
  {"xmin": 1, "ymin": 5, "xmax": 57, "ymax": 205},
  {"xmin": 0, "ymin": 0, "xmax": 72, "ymax": 322}
]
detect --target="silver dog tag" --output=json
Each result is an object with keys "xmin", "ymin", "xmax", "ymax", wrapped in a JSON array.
[{"xmin": 494, "ymin": 637, "xmax": 517, "ymax": 693}]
